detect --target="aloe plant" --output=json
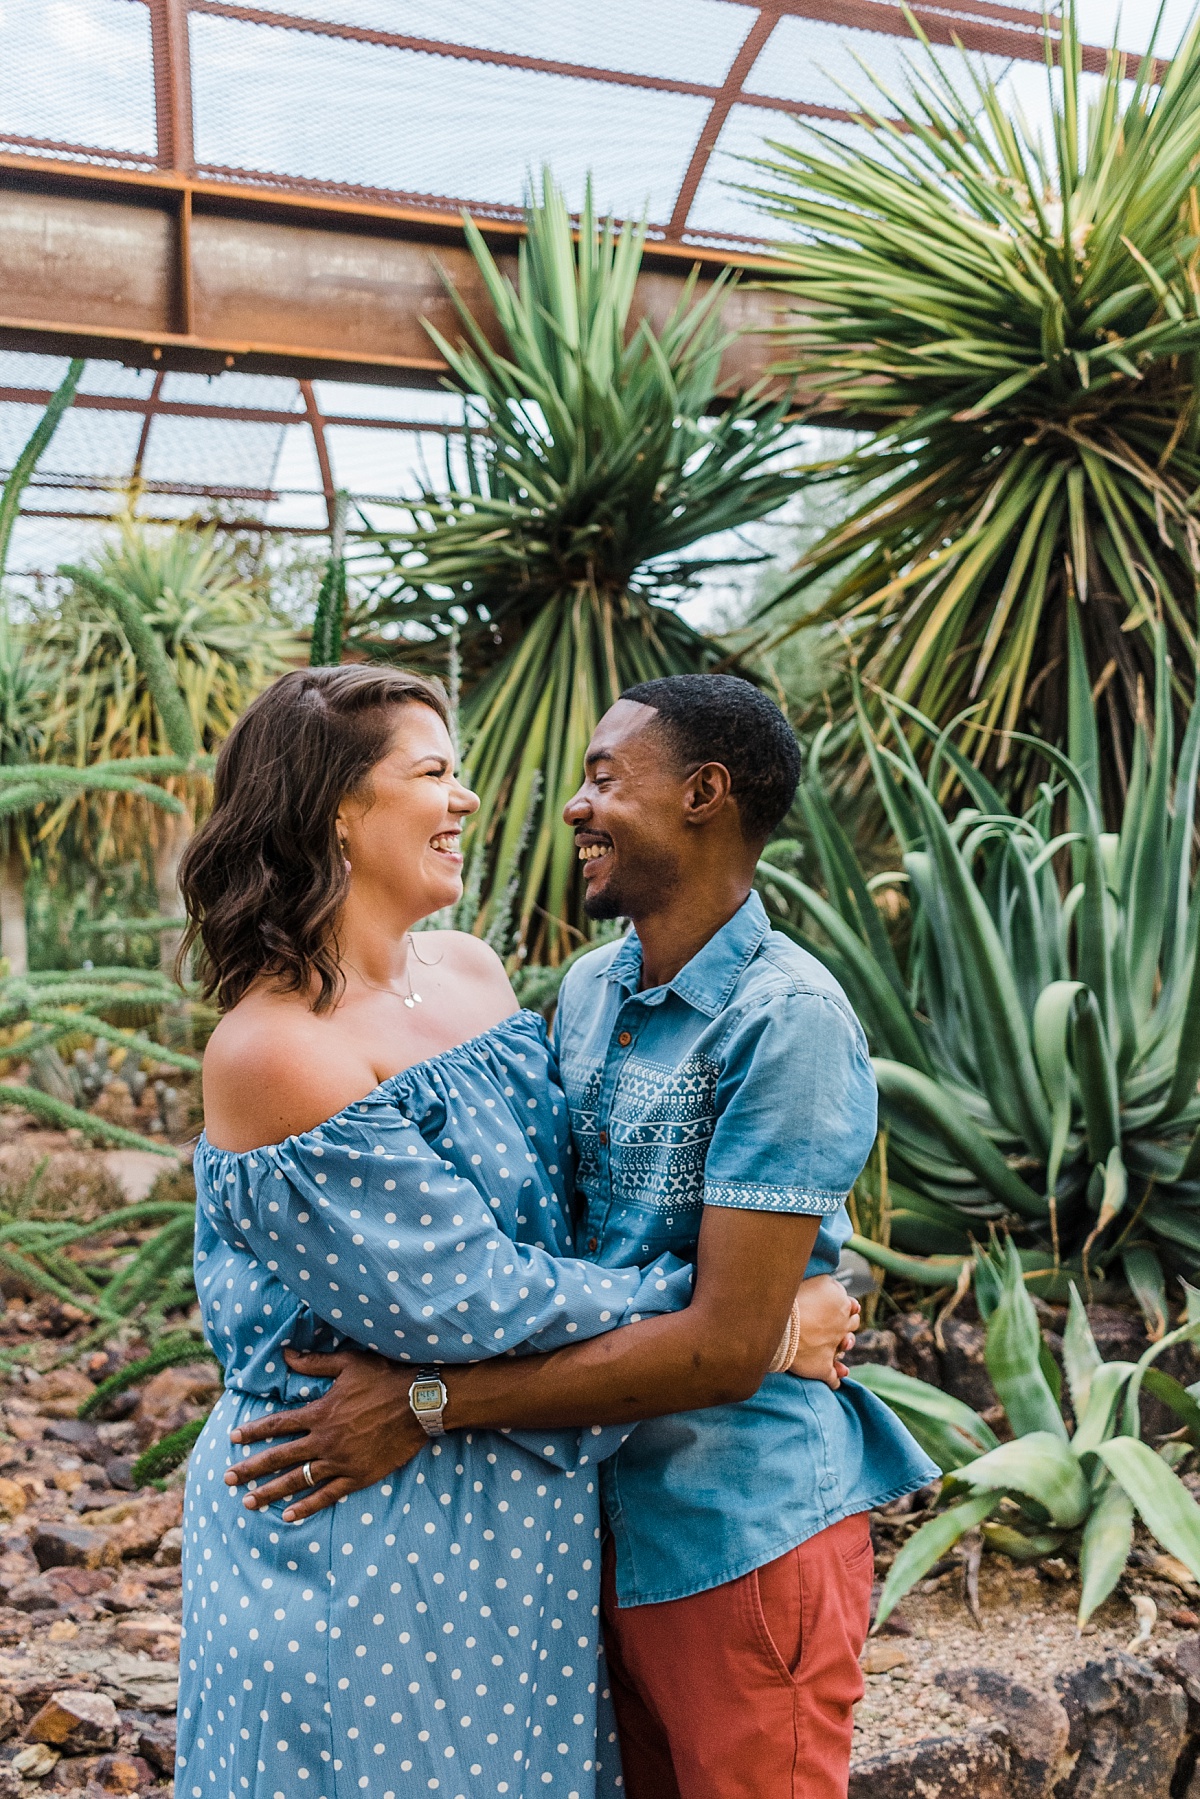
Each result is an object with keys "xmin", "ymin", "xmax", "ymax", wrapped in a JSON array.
[
  {"xmin": 746, "ymin": 1, "xmax": 1200, "ymax": 800},
  {"xmin": 858, "ymin": 1240, "xmax": 1200, "ymax": 1627},
  {"xmin": 349, "ymin": 171, "xmax": 801, "ymax": 961},
  {"xmin": 760, "ymin": 610, "xmax": 1200, "ymax": 1325}
]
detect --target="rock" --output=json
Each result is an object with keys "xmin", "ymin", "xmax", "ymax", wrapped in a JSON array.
[
  {"xmin": 12, "ymin": 1744, "xmax": 60, "ymax": 1779},
  {"xmin": 0, "ymin": 1610, "xmax": 30, "ymax": 1645},
  {"xmin": 892, "ymin": 1310, "xmax": 940, "ymax": 1385},
  {"xmin": 1056, "ymin": 1652, "xmax": 1187, "ymax": 1798},
  {"xmin": 100, "ymin": 1462, "xmax": 136, "ymax": 1495},
  {"xmin": 44, "ymin": 1621, "xmax": 78, "ymax": 1643},
  {"xmin": 25, "ymin": 1693, "xmax": 119, "ymax": 1755},
  {"xmin": 88, "ymin": 1754, "xmax": 153, "ymax": 1795},
  {"xmin": 131, "ymin": 1367, "xmax": 220, "ymax": 1450},
  {"xmin": 31, "ymin": 1526, "xmax": 118, "ymax": 1574},
  {"xmin": 111, "ymin": 1618, "xmax": 179, "ymax": 1657},
  {"xmin": 106, "ymin": 1493, "xmax": 182, "ymax": 1562},
  {"xmin": 134, "ymin": 1723, "xmax": 174, "ymax": 1779},
  {"xmin": 937, "ymin": 1667, "xmax": 1071, "ymax": 1799},
  {"xmin": 0, "ymin": 1551, "xmax": 39, "ymax": 1602},
  {"xmin": 93, "ymin": 1084, "xmax": 135, "ymax": 1132},
  {"xmin": 844, "ymin": 1329, "xmax": 897, "ymax": 1370},
  {"xmin": 45, "ymin": 1755, "xmax": 100, "ymax": 1792},
  {"xmin": 0, "ymin": 1484, "xmax": 25, "ymax": 1523},
  {"xmin": 101, "ymin": 1153, "xmax": 169, "ymax": 1206},
  {"xmin": 938, "ymin": 1318, "xmax": 998, "ymax": 1413},
  {"xmin": 43, "ymin": 1424, "xmax": 102, "ymax": 1457},
  {"xmin": 94, "ymin": 1579, "xmax": 149, "ymax": 1617},
  {"xmin": 860, "ymin": 1640, "xmax": 909, "ymax": 1675},
  {"xmin": 22, "ymin": 1371, "xmax": 95, "ymax": 1423},
  {"xmin": 70, "ymin": 1492, "xmax": 137, "ymax": 1519},
  {"xmin": 0, "ymin": 1696, "xmax": 21, "ymax": 1746},
  {"xmin": 152, "ymin": 1529, "xmax": 181, "ymax": 1569},
  {"xmin": 848, "ymin": 1725, "xmax": 1010, "ymax": 1799}
]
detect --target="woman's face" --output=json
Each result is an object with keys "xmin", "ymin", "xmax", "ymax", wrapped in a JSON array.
[{"xmin": 336, "ymin": 704, "xmax": 479, "ymax": 922}]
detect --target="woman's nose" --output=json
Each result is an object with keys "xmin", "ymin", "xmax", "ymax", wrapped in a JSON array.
[{"xmin": 452, "ymin": 780, "xmax": 481, "ymax": 815}]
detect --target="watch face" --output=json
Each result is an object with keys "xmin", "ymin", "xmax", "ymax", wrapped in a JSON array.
[{"xmin": 412, "ymin": 1381, "xmax": 443, "ymax": 1410}]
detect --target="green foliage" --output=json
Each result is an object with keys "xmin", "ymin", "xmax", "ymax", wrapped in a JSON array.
[
  {"xmin": 349, "ymin": 171, "xmax": 802, "ymax": 960},
  {"xmin": 747, "ymin": 2, "xmax": 1200, "ymax": 800},
  {"xmin": 310, "ymin": 492, "xmax": 349, "ymax": 667},
  {"xmin": 761, "ymin": 617, "xmax": 1200, "ymax": 1317},
  {"xmin": 859, "ymin": 1241, "xmax": 1200, "ymax": 1626},
  {"xmin": 132, "ymin": 1416, "xmax": 206, "ymax": 1485},
  {"xmin": 0, "ymin": 361, "xmax": 83, "ymax": 590},
  {"xmin": 79, "ymin": 1330, "xmax": 217, "ymax": 1420},
  {"xmin": 0, "ymin": 1195, "xmax": 196, "ymax": 1338}
]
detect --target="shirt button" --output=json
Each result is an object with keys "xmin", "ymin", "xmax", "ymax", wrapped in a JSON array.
[
  {"xmin": 587, "ymin": 1238, "xmax": 599, "ymax": 1253},
  {"xmin": 598, "ymin": 1131, "xmax": 608, "ymax": 1146},
  {"xmin": 618, "ymin": 1031, "xmax": 632, "ymax": 1047}
]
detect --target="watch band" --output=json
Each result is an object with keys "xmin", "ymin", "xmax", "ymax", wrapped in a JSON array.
[{"xmin": 408, "ymin": 1364, "xmax": 448, "ymax": 1438}]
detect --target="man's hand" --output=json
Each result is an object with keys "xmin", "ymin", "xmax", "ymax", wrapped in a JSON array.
[
  {"xmin": 787, "ymin": 1275, "xmax": 860, "ymax": 1388},
  {"xmin": 224, "ymin": 1349, "xmax": 425, "ymax": 1521}
]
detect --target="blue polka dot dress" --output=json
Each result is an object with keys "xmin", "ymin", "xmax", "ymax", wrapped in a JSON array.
[{"xmin": 178, "ymin": 1011, "xmax": 692, "ymax": 1799}]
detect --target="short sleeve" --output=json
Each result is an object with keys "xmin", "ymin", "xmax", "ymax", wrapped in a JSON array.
[{"xmin": 703, "ymin": 991, "xmax": 877, "ymax": 1214}]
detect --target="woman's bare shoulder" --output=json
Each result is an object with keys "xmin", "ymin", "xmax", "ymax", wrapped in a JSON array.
[
  {"xmin": 203, "ymin": 993, "xmax": 377, "ymax": 1153},
  {"xmin": 418, "ymin": 931, "xmax": 516, "ymax": 997}
]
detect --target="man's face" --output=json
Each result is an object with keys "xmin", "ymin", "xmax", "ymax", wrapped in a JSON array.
[{"xmin": 564, "ymin": 700, "xmax": 686, "ymax": 922}]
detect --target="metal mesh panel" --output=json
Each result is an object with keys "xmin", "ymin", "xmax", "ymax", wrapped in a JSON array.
[
  {"xmin": 190, "ymin": 13, "xmax": 712, "ymax": 218},
  {"xmin": 0, "ymin": 0, "xmax": 156, "ymax": 164},
  {"xmin": 746, "ymin": 17, "xmax": 1011, "ymax": 110},
  {"xmin": 228, "ymin": 0, "xmax": 752, "ymax": 86}
]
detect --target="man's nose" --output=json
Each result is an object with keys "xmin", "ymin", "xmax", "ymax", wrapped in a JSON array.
[{"xmin": 562, "ymin": 787, "xmax": 588, "ymax": 825}]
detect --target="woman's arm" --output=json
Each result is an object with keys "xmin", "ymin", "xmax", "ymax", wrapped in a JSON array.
[{"xmin": 227, "ymin": 1205, "xmax": 852, "ymax": 1519}]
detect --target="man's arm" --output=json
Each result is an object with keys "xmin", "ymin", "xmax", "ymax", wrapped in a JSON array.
[{"xmin": 227, "ymin": 1206, "xmax": 835, "ymax": 1519}]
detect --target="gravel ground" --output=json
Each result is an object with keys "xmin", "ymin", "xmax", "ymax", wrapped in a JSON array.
[{"xmin": 852, "ymin": 1546, "xmax": 1198, "ymax": 1760}]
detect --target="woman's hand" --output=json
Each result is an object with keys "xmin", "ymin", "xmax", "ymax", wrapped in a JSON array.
[
  {"xmin": 225, "ymin": 1349, "xmax": 426, "ymax": 1521},
  {"xmin": 787, "ymin": 1275, "xmax": 860, "ymax": 1388}
]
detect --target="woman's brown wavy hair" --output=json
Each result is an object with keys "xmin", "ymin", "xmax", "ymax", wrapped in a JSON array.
[{"xmin": 178, "ymin": 665, "xmax": 450, "ymax": 1014}]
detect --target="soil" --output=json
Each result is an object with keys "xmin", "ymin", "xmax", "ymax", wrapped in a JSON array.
[{"xmin": 853, "ymin": 1530, "xmax": 1200, "ymax": 1761}]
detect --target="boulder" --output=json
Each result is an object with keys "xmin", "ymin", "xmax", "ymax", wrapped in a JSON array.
[
  {"xmin": 12, "ymin": 1744, "xmax": 60, "ymax": 1779},
  {"xmin": 24, "ymin": 1693, "xmax": 119, "ymax": 1755},
  {"xmin": 848, "ymin": 1725, "xmax": 1010, "ymax": 1799},
  {"xmin": 845, "ymin": 1330, "xmax": 898, "ymax": 1370},
  {"xmin": 937, "ymin": 1319, "xmax": 998, "ymax": 1413},
  {"xmin": 151, "ymin": 1527, "xmax": 181, "ymax": 1568},
  {"xmin": 1055, "ymin": 1652, "xmax": 1187, "ymax": 1799},
  {"xmin": 111, "ymin": 1617, "xmax": 180, "ymax": 1657},
  {"xmin": 134, "ymin": 1721, "xmax": 174, "ymax": 1779},
  {"xmin": 105, "ymin": 1492, "xmax": 183, "ymax": 1562},
  {"xmin": 31, "ymin": 1525, "xmax": 118, "ymax": 1573},
  {"xmin": 891, "ymin": 1310, "xmax": 940, "ymax": 1385},
  {"xmin": 131, "ymin": 1367, "xmax": 220, "ymax": 1449},
  {"xmin": 936, "ymin": 1667, "xmax": 1070, "ymax": 1798},
  {"xmin": 22, "ymin": 1370, "xmax": 95, "ymax": 1423},
  {"xmin": 88, "ymin": 1753, "xmax": 154, "ymax": 1795}
]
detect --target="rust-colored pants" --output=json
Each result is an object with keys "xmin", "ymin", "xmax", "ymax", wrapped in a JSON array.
[{"xmin": 601, "ymin": 1513, "xmax": 873, "ymax": 1799}]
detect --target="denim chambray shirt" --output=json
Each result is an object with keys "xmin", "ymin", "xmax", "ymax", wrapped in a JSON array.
[{"xmin": 552, "ymin": 891, "xmax": 937, "ymax": 1607}]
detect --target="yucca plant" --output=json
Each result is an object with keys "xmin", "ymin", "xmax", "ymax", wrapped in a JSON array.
[
  {"xmin": 348, "ymin": 172, "xmax": 801, "ymax": 961},
  {"xmin": 859, "ymin": 1239, "xmax": 1200, "ymax": 1628},
  {"xmin": 761, "ymin": 609, "xmax": 1200, "ymax": 1327},
  {"xmin": 746, "ymin": 2, "xmax": 1200, "ymax": 803},
  {"xmin": 54, "ymin": 517, "xmax": 291, "ymax": 968}
]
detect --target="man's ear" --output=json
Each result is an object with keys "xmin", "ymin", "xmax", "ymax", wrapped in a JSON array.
[{"xmin": 683, "ymin": 761, "xmax": 734, "ymax": 826}]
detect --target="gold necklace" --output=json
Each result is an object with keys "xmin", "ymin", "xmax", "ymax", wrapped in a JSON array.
[{"xmin": 347, "ymin": 942, "xmax": 423, "ymax": 1009}]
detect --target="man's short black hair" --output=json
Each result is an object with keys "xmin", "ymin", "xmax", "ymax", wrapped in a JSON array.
[{"xmin": 620, "ymin": 673, "xmax": 801, "ymax": 842}]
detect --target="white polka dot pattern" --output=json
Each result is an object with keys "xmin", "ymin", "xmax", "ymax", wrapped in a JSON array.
[{"xmin": 179, "ymin": 1013, "xmax": 688, "ymax": 1797}]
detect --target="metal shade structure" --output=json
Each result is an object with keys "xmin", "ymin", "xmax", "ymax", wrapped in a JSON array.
[{"xmin": 0, "ymin": 0, "xmax": 1181, "ymax": 573}]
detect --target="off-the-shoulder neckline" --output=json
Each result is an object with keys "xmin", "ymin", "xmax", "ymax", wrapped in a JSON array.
[{"xmin": 197, "ymin": 1007, "xmax": 546, "ymax": 1162}]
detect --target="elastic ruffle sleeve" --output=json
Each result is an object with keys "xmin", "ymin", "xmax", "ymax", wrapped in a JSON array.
[
  {"xmin": 703, "ymin": 990, "xmax": 878, "ymax": 1214},
  {"xmin": 199, "ymin": 1088, "xmax": 692, "ymax": 1369}
]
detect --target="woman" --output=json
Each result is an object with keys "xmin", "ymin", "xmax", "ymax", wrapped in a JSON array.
[{"xmin": 176, "ymin": 666, "xmax": 853, "ymax": 1799}]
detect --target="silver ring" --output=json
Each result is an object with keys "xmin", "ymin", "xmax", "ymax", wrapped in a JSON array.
[{"xmin": 302, "ymin": 1462, "xmax": 315, "ymax": 1488}]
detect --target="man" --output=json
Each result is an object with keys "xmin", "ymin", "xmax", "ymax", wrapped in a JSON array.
[{"xmin": 228, "ymin": 675, "xmax": 935, "ymax": 1797}]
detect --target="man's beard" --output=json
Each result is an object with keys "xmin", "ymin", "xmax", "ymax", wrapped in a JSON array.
[{"xmin": 582, "ymin": 847, "xmax": 680, "ymax": 923}]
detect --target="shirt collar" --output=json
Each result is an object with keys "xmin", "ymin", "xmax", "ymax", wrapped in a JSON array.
[{"xmin": 606, "ymin": 891, "xmax": 770, "ymax": 1017}]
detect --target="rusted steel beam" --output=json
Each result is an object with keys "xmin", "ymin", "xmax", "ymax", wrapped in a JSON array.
[
  {"xmin": 0, "ymin": 162, "xmax": 791, "ymax": 391},
  {"xmin": 149, "ymin": 0, "xmax": 195, "ymax": 175},
  {"xmin": 0, "ymin": 387, "xmax": 463, "ymax": 434},
  {"xmin": 668, "ymin": 6, "xmax": 783, "ymax": 243}
]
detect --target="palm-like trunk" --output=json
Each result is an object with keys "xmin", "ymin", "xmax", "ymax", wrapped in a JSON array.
[
  {"xmin": 156, "ymin": 805, "xmax": 193, "ymax": 979},
  {"xmin": 0, "ymin": 845, "xmax": 27, "ymax": 977}
]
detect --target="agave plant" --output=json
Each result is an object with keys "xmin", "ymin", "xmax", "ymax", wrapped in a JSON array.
[
  {"xmin": 348, "ymin": 172, "xmax": 801, "ymax": 961},
  {"xmin": 761, "ymin": 609, "xmax": 1200, "ymax": 1328},
  {"xmin": 54, "ymin": 517, "xmax": 292, "ymax": 968},
  {"xmin": 859, "ymin": 1240, "xmax": 1200, "ymax": 1628},
  {"xmin": 745, "ymin": 1, "xmax": 1200, "ymax": 802}
]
